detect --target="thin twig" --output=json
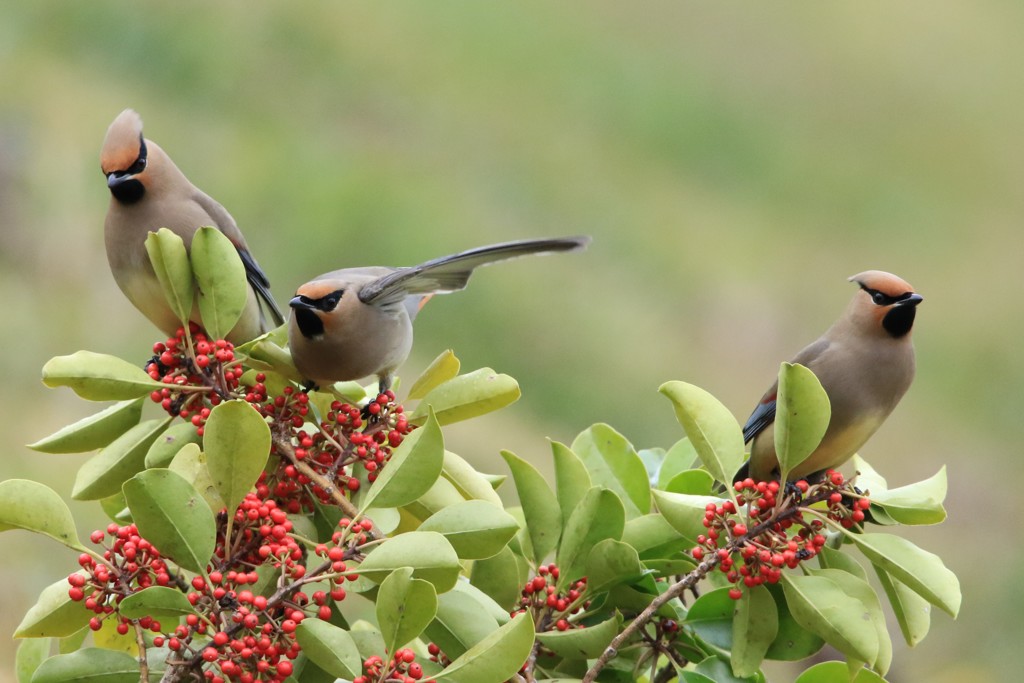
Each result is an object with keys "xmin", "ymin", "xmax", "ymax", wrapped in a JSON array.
[{"xmin": 135, "ymin": 621, "xmax": 149, "ymax": 683}]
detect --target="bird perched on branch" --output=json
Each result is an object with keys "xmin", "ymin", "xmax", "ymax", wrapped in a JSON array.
[
  {"xmin": 735, "ymin": 270, "xmax": 923, "ymax": 483},
  {"xmin": 101, "ymin": 109, "xmax": 283, "ymax": 342},
  {"xmin": 288, "ymin": 237, "xmax": 590, "ymax": 393}
]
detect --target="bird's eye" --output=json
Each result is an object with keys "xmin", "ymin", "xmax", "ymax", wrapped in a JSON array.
[{"xmin": 872, "ymin": 292, "xmax": 886, "ymax": 305}]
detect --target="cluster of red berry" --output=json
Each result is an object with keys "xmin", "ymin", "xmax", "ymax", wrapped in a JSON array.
[
  {"xmin": 354, "ymin": 649, "xmax": 433, "ymax": 683},
  {"xmin": 691, "ymin": 471, "xmax": 869, "ymax": 600},
  {"xmin": 513, "ymin": 563, "xmax": 590, "ymax": 632},
  {"xmin": 67, "ymin": 523, "xmax": 170, "ymax": 636}
]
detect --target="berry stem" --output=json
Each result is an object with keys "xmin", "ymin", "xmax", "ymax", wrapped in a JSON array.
[{"xmin": 133, "ymin": 620, "xmax": 149, "ymax": 683}]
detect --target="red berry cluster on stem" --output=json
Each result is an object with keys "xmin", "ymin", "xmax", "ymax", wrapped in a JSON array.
[
  {"xmin": 354, "ymin": 648, "xmax": 434, "ymax": 683},
  {"xmin": 513, "ymin": 563, "xmax": 590, "ymax": 633},
  {"xmin": 691, "ymin": 471, "xmax": 870, "ymax": 600}
]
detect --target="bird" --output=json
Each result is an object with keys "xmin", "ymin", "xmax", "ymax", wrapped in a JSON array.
[
  {"xmin": 100, "ymin": 108, "xmax": 284, "ymax": 343},
  {"xmin": 287, "ymin": 237, "xmax": 590, "ymax": 393},
  {"xmin": 735, "ymin": 270, "xmax": 923, "ymax": 483}
]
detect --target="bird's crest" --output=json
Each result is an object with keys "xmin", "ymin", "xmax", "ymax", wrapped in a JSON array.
[{"xmin": 100, "ymin": 109, "xmax": 144, "ymax": 174}]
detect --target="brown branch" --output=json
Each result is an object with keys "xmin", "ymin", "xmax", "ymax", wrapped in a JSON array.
[{"xmin": 134, "ymin": 621, "xmax": 149, "ymax": 683}]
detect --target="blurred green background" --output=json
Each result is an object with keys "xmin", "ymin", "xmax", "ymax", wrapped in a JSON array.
[{"xmin": 1, "ymin": 3, "xmax": 1018, "ymax": 680}]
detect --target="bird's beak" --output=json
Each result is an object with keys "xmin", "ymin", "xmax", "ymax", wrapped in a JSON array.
[
  {"xmin": 106, "ymin": 171, "xmax": 131, "ymax": 189},
  {"xmin": 289, "ymin": 295, "xmax": 318, "ymax": 312},
  {"xmin": 896, "ymin": 293, "xmax": 924, "ymax": 307}
]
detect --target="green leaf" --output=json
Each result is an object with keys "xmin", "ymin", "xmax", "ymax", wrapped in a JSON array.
[
  {"xmin": 432, "ymin": 612, "xmax": 534, "ymax": 683},
  {"xmin": 731, "ymin": 585, "xmax": 778, "ymax": 677},
  {"xmin": 622, "ymin": 513, "xmax": 686, "ymax": 557},
  {"xmin": 850, "ymin": 532, "xmax": 960, "ymax": 617},
  {"xmin": 238, "ymin": 337, "xmax": 305, "ymax": 383},
  {"xmin": 0, "ymin": 480, "xmax": 84, "ymax": 551},
  {"xmin": 686, "ymin": 586, "xmax": 735, "ymax": 650},
  {"xmin": 295, "ymin": 619, "xmax": 362, "ymax": 680},
  {"xmin": 145, "ymin": 421, "xmax": 203, "ymax": 469},
  {"xmin": 409, "ymin": 368, "xmax": 520, "ymax": 425},
  {"xmin": 42, "ymin": 351, "xmax": 166, "ymax": 401},
  {"xmin": 122, "ymin": 469, "xmax": 217, "ymax": 574},
  {"xmin": 15, "ymin": 637, "xmax": 50, "ymax": 683},
  {"xmin": 203, "ymin": 400, "xmax": 271, "ymax": 514},
  {"xmin": 401, "ymin": 475, "xmax": 467, "ymax": 523},
  {"xmin": 875, "ymin": 565, "xmax": 931, "ymax": 646},
  {"xmin": 418, "ymin": 500, "xmax": 519, "ymax": 560},
  {"xmin": 377, "ymin": 567, "xmax": 438, "ymax": 653},
  {"xmin": 781, "ymin": 574, "xmax": 879, "ymax": 665},
  {"xmin": 818, "ymin": 546, "xmax": 868, "ymax": 581},
  {"xmin": 145, "ymin": 227, "xmax": 195, "ymax": 324},
  {"xmin": 657, "ymin": 437, "xmax": 699, "ymax": 490},
  {"xmin": 551, "ymin": 441, "xmax": 591, "ymax": 531},
  {"xmin": 665, "ymin": 469, "xmax": 716, "ymax": 495},
  {"xmin": 500, "ymin": 450, "xmax": 561, "ymax": 565},
  {"xmin": 191, "ymin": 225, "xmax": 249, "ymax": 340},
  {"xmin": 28, "ymin": 399, "xmax": 144, "ymax": 454},
  {"xmin": 471, "ymin": 545, "xmax": 528, "ymax": 609},
  {"xmin": 31, "ymin": 648, "xmax": 140, "ymax": 683},
  {"xmin": 794, "ymin": 661, "xmax": 889, "ymax": 683},
  {"xmin": 361, "ymin": 408, "xmax": 444, "ymax": 511},
  {"xmin": 441, "ymin": 450, "xmax": 503, "ymax": 507},
  {"xmin": 571, "ymin": 424, "xmax": 650, "ymax": 518},
  {"xmin": 14, "ymin": 575, "xmax": 93, "ymax": 638},
  {"xmin": 72, "ymin": 418, "xmax": 170, "ymax": 500},
  {"xmin": 695, "ymin": 655, "xmax": 763, "ymax": 683},
  {"xmin": 556, "ymin": 487, "xmax": 625, "ymax": 582},
  {"xmin": 119, "ymin": 586, "xmax": 197, "ymax": 620},
  {"xmin": 868, "ymin": 467, "xmax": 948, "ymax": 526},
  {"xmin": 535, "ymin": 613, "xmax": 622, "ymax": 659},
  {"xmin": 358, "ymin": 531, "xmax": 461, "ymax": 593},
  {"xmin": 407, "ymin": 349, "xmax": 461, "ymax": 400},
  {"xmin": 658, "ymin": 381, "xmax": 745, "ymax": 487},
  {"xmin": 811, "ymin": 568, "xmax": 892, "ymax": 674},
  {"xmin": 764, "ymin": 583, "xmax": 824, "ymax": 661},
  {"xmin": 425, "ymin": 586, "xmax": 502, "ymax": 659},
  {"xmin": 652, "ymin": 490, "xmax": 724, "ymax": 545},
  {"xmin": 585, "ymin": 539, "xmax": 644, "ymax": 594},
  {"xmin": 774, "ymin": 363, "xmax": 831, "ymax": 480},
  {"xmin": 169, "ymin": 443, "xmax": 227, "ymax": 513}
]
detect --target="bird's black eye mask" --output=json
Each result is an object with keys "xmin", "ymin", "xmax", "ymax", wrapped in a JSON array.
[
  {"xmin": 106, "ymin": 135, "xmax": 148, "ymax": 205},
  {"xmin": 290, "ymin": 289, "xmax": 344, "ymax": 339},
  {"xmin": 311, "ymin": 290, "xmax": 344, "ymax": 313},
  {"xmin": 125, "ymin": 135, "xmax": 148, "ymax": 175},
  {"xmin": 859, "ymin": 285, "xmax": 914, "ymax": 307}
]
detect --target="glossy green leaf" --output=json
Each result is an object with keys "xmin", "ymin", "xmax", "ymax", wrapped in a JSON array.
[
  {"xmin": 72, "ymin": 418, "xmax": 170, "ymax": 500},
  {"xmin": 0, "ymin": 480, "xmax": 84, "ymax": 551},
  {"xmin": 432, "ymin": 612, "xmax": 534, "ymax": 683},
  {"xmin": 441, "ymin": 450, "xmax": 503, "ymax": 507},
  {"xmin": 361, "ymin": 408, "xmax": 444, "ymax": 511},
  {"xmin": 556, "ymin": 487, "xmax": 625, "ymax": 582},
  {"xmin": 731, "ymin": 585, "xmax": 778, "ymax": 677},
  {"xmin": 14, "ymin": 574, "xmax": 93, "ymax": 638},
  {"xmin": 203, "ymin": 400, "xmax": 271, "ymax": 515},
  {"xmin": 652, "ymin": 490, "xmax": 724, "ymax": 545},
  {"xmin": 28, "ymin": 399, "xmax": 144, "ymax": 454},
  {"xmin": 419, "ymin": 500, "xmax": 519, "ymax": 560},
  {"xmin": 42, "ymin": 351, "xmax": 166, "ymax": 401},
  {"xmin": 377, "ymin": 567, "xmax": 438, "ymax": 653},
  {"xmin": 868, "ymin": 467, "xmax": 947, "ymax": 526},
  {"xmin": 571, "ymin": 424, "xmax": 650, "ymax": 518},
  {"xmin": 535, "ymin": 612, "xmax": 622, "ymax": 659},
  {"xmin": 659, "ymin": 381, "xmax": 745, "ymax": 487},
  {"xmin": 687, "ymin": 586, "xmax": 735, "ymax": 650},
  {"xmin": 657, "ymin": 437, "xmax": 699, "ymax": 489},
  {"xmin": 92, "ymin": 615, "xmax": 138, "ymax": 655},
  {"xmin": 774, "ymin": 363, "xmax": 831, "ymax": 480},
  {"xmin": 31, "ymin": 648, "xmax": 140, "ymax": 683},
  {"xmin": 875, "ymin": 565, "xmax": 931, "ymax": 646},
  {"xmin": 781, "ymin": 574, "xmax": 878, "ymax": 665},
  {"xmin": 407, "ymin": 349, "xmax": 461, "ymax": 400},
  {"xmin": 401, "ymin": 475, "xmax": 467, "ymax": 523},
  {"xmin": 812, "ymin": 568, "xmax": 891, "ymax": 674},
  {"xmin": 500, "ymin": 450, "xmax": 561, "ymax": 565},
  {"xmin": 145, "ymin": 421, "xmax": 203, "ymax": 469},
  {"xmin": 191, "ymin": 225, "xmax": 248, "ymax": 339},
  {"xmin": 425, "ymin": 585, "xmax": 502, "ymax": 659},
  {"xmin": 238, "ymin": 337, "xmax": 305, "ymax": 383},
  {"xmin": 585, "ymin": 539, "xmax": 644, "ymax": 594},
  {"xmin": 358, "ymin": 531, "xmax": 461, "ymax": 593},
  {"xmin": 794, "ymin": 661, "xmax": 888, "ymax": 683},
  {"xmin": 471, "ymin": 545, "xmax": 528, "ymax": 609},
  {"xmin": 58, "ymin": 628, "xmax": 88, "ymax": 655},
  {"xmin": 622, "ymin": 513, "xmax": 686, "ymax": 556},
  {"xmin": 818, "ymin": 546, "xmax": 868, "ymax": 581},
  {"xmin": 145, "ymin": 227, "xmax": 195, "ymax": 324},
  {"xmin": 695, "ymin": 655, "xmax": 763, "ymax": 683},
  {"xmin": 551, "ymin": 440, "xmax": 591, "ymax": 530},
  {"xmin": 122, "ymin": 468, "xmax": 216, "ymax": 574},
  {"xmin": 409, "ymin": 367, "xmax": 520, "ymax": 425},
  {"xmin": 15, "ymin": 637, "xmax": 49, "ymax": 683},
  {"xmin": 665, "ymin": 469, "xmax": 716, "ymax": 495},
  {"xmin": 850, "ymin": 532, "xmax": 960, "ymax": 617},
  {"xmin": 294, "ymin": 619, "xmax": 362, "ymax": 680},
  {"xmin": 119, "ymin": 586, "xmax": 197, "ymax": 620},
  {"xmin": 763, "ymin": 583, "xmax": 825, "ymax": 661},
  {"xmin": 169, "ymin": 443, "xmax": 227, "ymax": 513}
]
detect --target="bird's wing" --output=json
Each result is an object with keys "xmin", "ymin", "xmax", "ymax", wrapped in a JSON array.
[
  {"xmin": 358, "ymin": 237, "xmax": 590, "ymax": 306},
  {"xmin": 741, "ymin": 337, "xmax": 831, "ymax": 443},
  {"xmin": 192, "ymin": 190, "xmax": 285, "ymax": 326}
]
